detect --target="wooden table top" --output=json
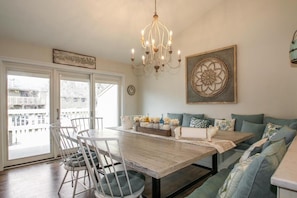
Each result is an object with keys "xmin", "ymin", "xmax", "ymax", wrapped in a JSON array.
[{"xmin": 81, "ymin": 128, "xmax": 253, "ymax": 179}]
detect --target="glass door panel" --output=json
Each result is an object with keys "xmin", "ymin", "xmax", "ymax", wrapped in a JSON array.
[
  {"xmin": 7, "ymin": 74, "xmax": 50, "ymax": 160},
  {"xmin": 60, "ymin": 76, "xmax": 90, "ymax": 126},
  {"xmin": 95, "ymin": 82, "xmax": 119, "ymax": 127}
]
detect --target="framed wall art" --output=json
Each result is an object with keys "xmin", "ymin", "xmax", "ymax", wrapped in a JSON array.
[
  {"xmin": 53, "ymin": 49, "xmax": 96, "ymax": 69},
  {"xmin": 186, "ymin": 45, "xmax": 237, "ymax": 104}
]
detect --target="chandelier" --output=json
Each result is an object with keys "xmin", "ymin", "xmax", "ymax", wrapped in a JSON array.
[{"xmin": 131, "ymin": 0, "xmax": 181, "ymax": 77}]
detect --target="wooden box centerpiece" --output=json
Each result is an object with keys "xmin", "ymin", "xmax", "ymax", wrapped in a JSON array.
[{"xmin": 136, "ymin": 126, "xmax": 171, "ymax": 137}]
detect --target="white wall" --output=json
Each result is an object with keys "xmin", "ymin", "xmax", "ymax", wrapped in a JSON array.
[
  {"xmin": 0, "ymin": 38, "xmax": 139, "ymax": 116},
  {"xmin": 138, "ymin": 0, "xmax": 297, "ymax": 119}
]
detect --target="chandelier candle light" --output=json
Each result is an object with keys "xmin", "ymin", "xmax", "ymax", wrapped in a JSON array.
[{"xmin": 131, "ymin": 0, "xmax": 181, "ymax": 77}]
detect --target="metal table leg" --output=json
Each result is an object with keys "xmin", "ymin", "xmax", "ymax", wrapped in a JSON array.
[{"xmin": 152, "ymin": 177, "xmax": 161, "ymax": 198}]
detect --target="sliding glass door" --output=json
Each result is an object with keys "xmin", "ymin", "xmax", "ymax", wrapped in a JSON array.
[
  {"xmin": 6, "ymin": 70, "xmax": 52, "ymax": 166},
  {"xmin": 2, "ymin": 64, "xmax": 122, "ymax": 168}
]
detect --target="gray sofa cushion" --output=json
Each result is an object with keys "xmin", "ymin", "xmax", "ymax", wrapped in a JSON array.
[
  {"xmin": 241, "ymin": 120, "xmax": 266, "ymax": 145},
  {"xmin": 186, "ymin": 168, "xmax": 231, "ymax": 198},
  {"xmin": 231, "ymin": 114, "xmax": 264, "ymax": 131},
  {"xmin": 264, "ymin": 116, "xmax": 297, "ymax": 130}
]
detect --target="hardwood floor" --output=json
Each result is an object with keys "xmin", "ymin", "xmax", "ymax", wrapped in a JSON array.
[{"xmin": 0, "ymin": 159, "xmax": 210, "ymax": 198}]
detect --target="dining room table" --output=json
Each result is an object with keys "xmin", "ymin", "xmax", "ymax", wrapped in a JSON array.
[{"xmin": 72, "ymin": 127, "xmax": 253, "ymax": 198}]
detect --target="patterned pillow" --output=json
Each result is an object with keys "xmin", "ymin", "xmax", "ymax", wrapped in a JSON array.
[
  {"xmin": 189, "ymin": 117, "xmax": 210, "ymax": 128},
  {"xmin": 217, "ymin": 155, "xmax": 258, "ymax": 198},
  {"xmin": 214, "ymin": 119, "xmax": 235, "ymax": 131},
  {"xmin": 262, "ymin": 122, "xmax": 282, "ymax": 139}
]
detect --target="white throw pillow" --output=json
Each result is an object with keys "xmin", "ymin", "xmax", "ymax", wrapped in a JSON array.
[{"xmin": 214, "ymin": 119, "xmax": 235, "ymax": 131}]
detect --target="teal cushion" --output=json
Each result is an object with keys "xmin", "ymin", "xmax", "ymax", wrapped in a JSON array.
[
  {"xmin": 182, "ymin": 113, "xmax": 204, "ymax": 127},
  {"xmin": 66, "ymin": 150, "xmax": 97, "ymax": 167},
  {"xmin": 101, "ymin": 170, "xmax": 145, "ymax": 197},
  {"xmin": 231, "ymin": 114, "xmax": 264, "ymax": 131},
  {"xmin": 186, "ymin": 169, "xmax": 231, "ymax": 198},
  {"xmin": 167, "ymin": 113, "xmax": 183, "ymax": 126},
  {"xmin": 190, "ymin": 117, "xmax": 211, "ymax": 128},
  {"xmin": 270, "ymin": 125, "xmax": 296, "ymax": 145},
  {"xmin": 241, "ymin": 121, "xmax": 266, "ymax": 145},
  {"xmin": 233, "ymin": 139, "xmax": 287, "ymax": 198},
  {"xmin": 264, "ymin": 116, "xmax": 297, "ymax": 130}
]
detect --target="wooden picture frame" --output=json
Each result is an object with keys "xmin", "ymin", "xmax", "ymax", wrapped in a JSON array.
[
  {"xmin": 53, "ymin": 49, "xmax": 96, "ymax": 69},
  {"xmin": 186, "ymin": 45, "xmax": 237, "ymax": 104}
]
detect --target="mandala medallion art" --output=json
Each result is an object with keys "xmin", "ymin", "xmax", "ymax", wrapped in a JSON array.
[{"xmin": 191, "ymin": 57, "xmax": 229, "ymax": 97}]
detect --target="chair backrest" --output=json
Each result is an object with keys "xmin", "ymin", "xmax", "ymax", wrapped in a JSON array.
[
  {"xmin": 77, "ymin": 136, "xmax": 136, "ymax": 197},
  {"xmin": 71, "ymin": 117, "xmax": 103, "ymax": 132},
  {"xmin": 50, "ymin": 124, "xmax": 86, "ymax": 167}
]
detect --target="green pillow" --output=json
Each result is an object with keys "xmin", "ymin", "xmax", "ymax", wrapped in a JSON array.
[
  {"xmin": 182, "ymin": 113, "xmax": 204, "ymax": 127},
  {"xmin": 231, "ymin": 114, "xmax": 264, "ymax": 131},
  {"xmin": 233, "ymin": 139, "xmax": 287, "ymax": 198},
  {"xmin": 241, "ymin": 120, "xmax": 266, "ymax": 145}
]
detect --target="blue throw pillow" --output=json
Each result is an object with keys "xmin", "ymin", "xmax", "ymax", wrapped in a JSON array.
[
  {"xmin": 231, "ymin": 114, "xmax": 264, "ymax": 131},
  {"xmin": 241, "ymin": 120, "xmax": 266, "ymax": 145},
  {"xmin": 269, "ymin": 125, "xmax": 296, "ymax": 145},
  {"xmin": 182, "ymin": 113, "xmax": 204, "ymax": 127},
  {"xmin": 233, "ymin": 139, "xmax": 287, "ymax": 198}
]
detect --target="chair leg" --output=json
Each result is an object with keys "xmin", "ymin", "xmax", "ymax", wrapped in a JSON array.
[
  {"xmin": 58, "ymin": 170, "xmax": 69, "ymax": 193},
  {"xmin": 72, "ymin": 171, "xmax": 80, "ymax": 198}
]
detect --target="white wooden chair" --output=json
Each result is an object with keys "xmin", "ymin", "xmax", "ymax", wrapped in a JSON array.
[
  {"xmin": 50, "ymin": 124, "xmax": 95, "ymax": 197},
  {"xmin": 71, "ymin": 117, "xmax": 103, "ymax": 132},
  {"xmin": 77, "ymin": 136, "xmax": 145, "ymax": 198}
]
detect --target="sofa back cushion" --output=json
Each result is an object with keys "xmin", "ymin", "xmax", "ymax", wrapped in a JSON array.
[{"xmin": 231, "ymin": 114, "xmax": 264, "ymax": 131}]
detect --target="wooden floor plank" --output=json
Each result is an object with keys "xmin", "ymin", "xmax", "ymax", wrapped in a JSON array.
[{"xmin": 0, "ymin": 160, "xmax": 209, "ymax": 198}]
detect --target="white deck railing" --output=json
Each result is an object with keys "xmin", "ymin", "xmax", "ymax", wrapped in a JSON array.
[{"xmin": 8, "ymin": 108, "xmax": 88, "ymax": 145}]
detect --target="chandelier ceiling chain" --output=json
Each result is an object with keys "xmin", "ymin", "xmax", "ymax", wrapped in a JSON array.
[{"xmin": 131, "ymin": 0, "xmax": 181, "ymax": 77}]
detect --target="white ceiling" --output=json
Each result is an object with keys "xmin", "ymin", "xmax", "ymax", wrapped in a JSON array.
[{"xmin": 0, "ymin": 0, "xmax": 223, "ymax": 64}]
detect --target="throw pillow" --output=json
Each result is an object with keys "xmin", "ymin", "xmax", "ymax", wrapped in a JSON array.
[
  {"xmin": 264, "ymin": 116, "xmax": 297, "ymax": 130},
  {"xmin": 231, "ymin": 114, "xmax": 264, "ymax": 131},
  {"xmin": 269, "ymin": 125, "xmax": 297, "ymax": 145},
  {"xmin": 239, "ymin": 138, "xmax": 268, "ymax": 163},
  {"xmin": 214, "ymin": 119, "xmax": 235, "ymax": 131},
  {"xmin": 262, "ymin": 122, "xmax": 282, "ymax": 139},
  {"xmin": 189, "ymin": 117, "xmax": 211, "ymax": 128},
  {"xmin": 217, "ymin": 155, "xmax": 258, "ymax": 198},
  {"xmin": 182, "ymin": 113, "xmax": 204, "ymax": 127},
  {"xmin": 233, "ymin": 139, "xmax": 287, "ymax": 198},
  {"xmin": 241, "ymin": 120, "xmax": 266, "ymax": 145}
]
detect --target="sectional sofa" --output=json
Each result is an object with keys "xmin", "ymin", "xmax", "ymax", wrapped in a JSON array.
[{"xmin": 167, "ymin": 113, "xmax": 297, "ymax": 198}]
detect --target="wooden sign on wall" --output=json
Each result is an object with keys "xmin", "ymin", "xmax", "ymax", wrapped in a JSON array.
[{"xmin": 53, "ymin": 49, "xmax": 96, "ymax": 69}]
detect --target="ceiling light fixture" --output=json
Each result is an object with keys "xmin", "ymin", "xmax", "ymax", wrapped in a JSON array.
[{"xmin": 131, "ymin": 0, "xmax": 181, "ymax": 78}]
